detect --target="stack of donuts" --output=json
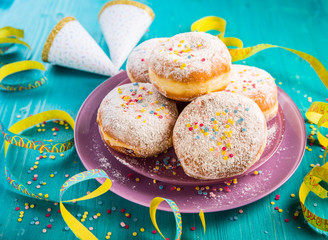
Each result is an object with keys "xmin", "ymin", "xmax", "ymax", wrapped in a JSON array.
[{"xmin": 97, "ymin": 32, "xmax": 278, "ymax": 180}]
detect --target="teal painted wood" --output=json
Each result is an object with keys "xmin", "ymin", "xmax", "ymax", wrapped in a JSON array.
[{"xmin": 0, "ymin": 0, "xmax": 328, "ymax": 239}]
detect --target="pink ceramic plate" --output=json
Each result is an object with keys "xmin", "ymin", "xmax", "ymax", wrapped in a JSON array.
[{"xmin": 75, "ymin": 71, "xmax": 306, "ymax": 213}]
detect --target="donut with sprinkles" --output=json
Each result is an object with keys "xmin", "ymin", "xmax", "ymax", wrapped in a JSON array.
[
  {"xmin": 173, "ymin": 92, "xmax": 267, "ymax": 180},
  {"xmin": 225, "ymin": 64, "xmax": 278, "ymax": 122},
  {"xmin": 148, "ymin": 32, "xmax": 231, "ymax": 102},
  {"xmin": 97, "ymin": 82, "xmax": 178, "ymax": 157},
  {"xmin": 127, "ymin": 38, "xmax": 167, "ymax": 83}
]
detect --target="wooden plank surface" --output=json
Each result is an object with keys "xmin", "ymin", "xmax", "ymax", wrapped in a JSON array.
[{"xmin": 0, "ymin": 0, "xmax": 328, "ymax": 239}]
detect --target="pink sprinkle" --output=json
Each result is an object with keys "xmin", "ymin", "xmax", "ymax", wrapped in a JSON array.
[
  {"xmin": 274, "ymin": 207, "xmax": 279, "ymax": 210},
  {"xmin": 239, "ymin": 209, "xmax": 243, "ymax": 214},
  {"xmin": 152, "ymin": 230, "xmax": 157, "ymax": 234},
  {"xmin": 169, "ymin": 48, "xmax": 173, "ymax": 51},
  {"xmin": 201, "ymin": 58, "xmax": 205, "ymax": 62},
  {"xmin": 285, "ymin": 219, "xmax": 289, "ymax": 223},
  {"xmin": 89, "ymin": 227, "xmax": 93, "ymax": 231},
  {"xmin": 159, "ymin": 115, "xmax": 163, "ymax": 119},
  {"xmin": 141, "ymin": 58, "xmax": 144, "ymax": 62},
  {"xmin": 191, "ymin": 227, "xmax": 196, "ymax": 231},
  {"xmin": 224, "ymin": 186, "xmax": 231, "ymax": 192},
  {"xmin": 275, "ymin": 194, "xmax": 280, "ymax": 200}
]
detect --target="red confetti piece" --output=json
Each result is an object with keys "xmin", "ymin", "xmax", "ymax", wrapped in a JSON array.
[
  {"xmin": 191, "ymin": 227, "xmax": 196, "ymax": 231},
  {"xmin": 274, "ymin": 207, "xmax": 279, "ymax": 210},
  {"xmin": 121, "ymin": 209, "xmax": 125, "ymax": 213},
  {"xmin": 127, "ymin": 173, "xmax": 133, "ymax": 178},
  {"xmin": 107, "ymin": 210, "xmax": 112, "ymax": 214},
  {"xmin": 47, "ymin": 224, "xmax": 52, "ymax": 228},
  {"xmin": 125, "ymin": 225, "xmax": 129, "ymax": 229},
  {"xmin": 15, "ymin": 207, "xmax": 20, "ymax": 211},
  {"xmin": 201, "ymin": 58, "xmax": 205, "ymax": 62},
  {"xmin": 46, "ymin": 213, "xmax": 50, "ymax": 217},
  {"xmin": 285, "ymin": 219, "xmax": 289, "ymax": 223},
  {"xmin": 275, "ymin": 194, "xmax": 280, "ymax": 200},
  {"xmin": 152, "ymin": 230, "xmax": 157, "ymax": 234}
]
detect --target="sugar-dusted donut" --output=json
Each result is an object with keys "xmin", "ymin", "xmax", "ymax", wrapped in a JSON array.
[
  {"xmin": 148, "ymin": 32, "xmax": 231, "ymax": 102},
  {"xmin": 97, "ymin": 82, "xmax": 178, "ymax": 157},
  {"xmin": 225, "ymin": 64, "xmax": 278, "ymax": 122},
  {"xmin": 126, "ymin": 38, "xmax": 167, "ymax": 83},
  {"xmin": 173, "ymin": 92, "xmax": 267, "ymax": 180}
]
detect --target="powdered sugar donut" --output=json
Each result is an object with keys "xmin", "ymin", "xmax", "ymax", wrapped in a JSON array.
[
  {"xmin": 148, "ymin": 32, "xmax": 231, "ymax": 102},
  {"xmin": 225, "ymin": 64, "xmax": 278, "ymax": 122},
  {"xmin": 173, "ymin": 92, "xmax": 267, "ymax": 180},
  {"xmin": 126, "ymin": 38, "xmax": 167, "ymax": 83},
  {"xmin": 97, "ymin": 82, "xmax": 178, "ymax": 157}
]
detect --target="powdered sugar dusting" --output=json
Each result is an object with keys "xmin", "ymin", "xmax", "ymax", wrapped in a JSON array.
[
  {"xmin": 148, "ymin": 32, "xmax": 231, "ymax": 81},
  {"xmin": 126, "ymin": 38, "xmax": 167, "ymax": 83},
  {"xmin": 173, "ymin": 92, "xmax": 267, "ymax": 180},
  {"xmin": 98, "ymin": 82, "xmax": 178, "ymax": 156},
  {"xmin": 226, "ymin": 64, "xmax": 277, "ymax": 113}
]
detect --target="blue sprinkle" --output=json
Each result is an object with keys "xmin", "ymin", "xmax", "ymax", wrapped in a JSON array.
[
  {"xmin": 39, "ymin": 181, "xmax": 43, "ymax": 184},
  {"xmin": 54, "ymin": 171, "xmax": 58, "ymax": 175},
  {"xmin": 225, "ymin": 109, "xmax": 229, "ymax": 113},
  {"xmin": 138, "ymin": 100, "xmax": 142, "ymax": 103},
  {"xmin": 30, "ymin": 221, "xmax": 35, "ymax": 225},
  {"xmin": 203, "ymin": 192, "xmax": 207, "ymax": 196},
  {"xmin": 211, "ymin": 118, "xmax": 215, "ymax": 121},
  {"xmin": 156, "ymin": 161, "xmax": 160, "ymax": 165},
  {"xmin": 77, "ymin": 213, "xmax": 82, "ymax": 218},
  {"xmin": 264, "ymin": 231, "xmax": 268, "ymax": 234},
  {"xmin": 159, "ymin": 185, "xmax": 164, "ymax": 190},
  {"xmin": 188, "ymin": 55, "xmax": 191, "ymax": 59},
  {"xmin": 259, "ymin": 170, "xmax": 262, "ymax": 174},
  {"xmin": 112, "ymin": 206, "xmax": 117, "ymax": 211},
  {"xmin": 245, "ymin": 108, "xmax": 249, "ymax": 111},
  {"xmin": 177, "ymin": 163, "xmax": 181, "ymax": 167},
  {"xmin": 133, "ymin": 218, "xmax": 138, "ymax": 222},
  {"xmin": 130, "ymin": 89, "xmax": 133, "ymax": 92},
  {"xmin": 229, "ymin": 217, "xmax": 233, "ymax": 221},
  {"xmin": 162, "ymin": 104, "xmax": 166, "ymax": 107},
  {"xmin": 89, "ymin": 217, "xmax": 93, "ymax": 221},
  {"xmin": 233, "ymin": 216, "xmax": 238, "ymax": 221},
  {"xmin": 321, "ymin": 149, "xmax": 325, "ymax": 152},
  {"xmin": 132, "ymin": 82, "xmax": 139, "ymax": 86},
  {"xmin": 234, "ymin": 110, "xmax": 238, "ymax": 113},
  {"xmin": 238, "ymin": 103, "xmax": 242, "ymax": 106},
  {"xmin": 314, "ymin": 203, "xmax": 318, "ymax": 207},
  {"xmin": 27, "ymin": 170, "xmax": 31, "ymax": 174},
  {"xmin": 34, "ymin": 217, "xmax": 39, "ymax": 221},
  {"xmin": 242, "ymin": 128, "xmax": 246, "ymax": 132},
  {"xmin": 212, "ymin": 136, "xmax": 215, "ymax": 140},
  {"xmin": 50, "ymin": 219, "xmax": 54, "ymax": 223},
  {"xmin": 150, "ymin": 110, "xmax": 154, "ymax": 114},
  {"xmin": 142, "ymin": 104, "xmax": 147, "ymax": 107},
  {"xmin": 98, "ymin": 201, "xmax": 103, "ymax": 205},
  {"xmin": 64, "ymin": 226, "xmax": 70, "ymax": 231},
  {"xmin": 198, "ymin": 190, "xmax": 202, "ymax": 195}
]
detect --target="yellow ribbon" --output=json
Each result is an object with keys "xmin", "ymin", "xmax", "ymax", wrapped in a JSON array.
[
  {"xmin": 0, "ymin": 26, "xmax": 24, "ymax": 39},
  {"xmin": 150, "ymin": 197, "xmax": 206, "ymax": 240},
  {"xmin": 298, "ymin": 102, "xmax": 328, "ymax": 231},
  {"xmin": 59, "ymin": 169, "xmax": 112, "ymax": 240},
  {"xmin": 0, "ymin": 60, "xmax": 47, "ymax": 91},
  {"xmin": 191, "ymin": 16, "xmax": 328, "ymax": 90}
]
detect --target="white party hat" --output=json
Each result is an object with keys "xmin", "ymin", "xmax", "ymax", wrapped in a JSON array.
[
  {"xmin": 98, "ymin": 0, "xmax": 154, "ymax": 70},
  {"xmin": 42, "ymin": 17, "xmax": 118, "ymax": 76}
]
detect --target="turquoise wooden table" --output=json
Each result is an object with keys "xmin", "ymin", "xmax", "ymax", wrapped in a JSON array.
[{"xmin": 1, "ymin": 0, "xmax": 328, "ymax": 239}]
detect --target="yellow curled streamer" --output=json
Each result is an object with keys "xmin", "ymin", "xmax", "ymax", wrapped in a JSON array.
[
  {"xmin": 0, "ymin": 38, "xmax": 31, "ymax": 52},
  {"xmin": 150, "ymin": 197, "xmax": 205, "ymax": 240},
  {"xmin": 59, "ymin": 169, "xmax": 112, "ymax": 240},
  {"xmin": 0, "ymin": 60, "xmax": 47, "ymax": 91},
  {"xmin": 2, "ymin": 110, "xmax": 75, "ymax": 199},
  {"xmin": 191, "ymin": 16, "xmax": 328, "ymax": 90},
  {"xmin": 298, "ymin": 103, "xmax": 328, "ymax": 231},
  {"xmin": 0, "ymin": 26, "xmax": 24, "ymax": 39}
]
